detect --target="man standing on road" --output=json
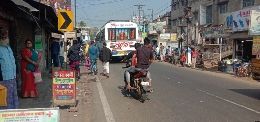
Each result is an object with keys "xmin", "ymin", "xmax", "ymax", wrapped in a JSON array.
[
  {"xmin": 59, "ymin": 41, "xmax": 65, "ymax": 68},
  {"xmin": 159, "ymin": 43, "xmax": 163, "ymax": 62},
  {"xmin": 88, "ymin": 41, "xmax": 99, "ymax": 75},
  {"xmin": 125, "ymin": 38, "xmax": 153, "ymax": 89},
  {"xmin": 191, "ymin": 47, "xmax": 198, "ymax": 69},
  {"xmin": 99, "ymin": 42, "xmax": 112, "ymax": 78},
  {"xmin": 50, "ymin": 38, "xmax": 60, "ymax": 67}
]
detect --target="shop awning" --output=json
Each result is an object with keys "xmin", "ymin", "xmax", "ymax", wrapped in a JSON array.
[{"xmin": 10, "ymin": 0, "xmax": 38, "ymax": 11}]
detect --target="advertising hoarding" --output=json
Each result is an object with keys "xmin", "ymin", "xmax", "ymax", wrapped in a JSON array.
[
  {"xmin": 232, "ymin": 5, "xmax": 260, "ymax": 32},
  {"xmin": 249, "ymin": 9, "xmax": 260, "ymax": 35},
  {"xmin": 50, "ymin": 0, "xmax": 71, "ymax": 14}
]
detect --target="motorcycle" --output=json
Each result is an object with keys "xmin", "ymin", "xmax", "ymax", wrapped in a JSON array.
[{"xmin": 123, "ymin": 61, "xmax": 153, "ymax": 103}]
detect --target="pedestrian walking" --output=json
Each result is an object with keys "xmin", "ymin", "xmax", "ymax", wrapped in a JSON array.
[
  {"xmin": 59, "ymin": 41, "xmax": 65, "ymax": 68},
  {"xmin": 21, "ymin": 39, "xmax": 42, "ymax": 98},
  {"xmin": 191, "ymin": 47, "xmax": 198, "ymax": 69},
  {"xmin": 85, "ymin": 42, "xmax": 90, "ymax": 70},
  {"xmin": 88, "ymin": 41, "xmax": 99, "ymax": 75},
  {"xmin": 50, "ymin": 38, "xmax": 60, "ymax": 67},
  {"xmin": 68, "ymin": 40, "xmax": 80, "ymax": 79},
  {"xmin": 99, "ymin": 42, "xmax": 112, "ymax": 78},
  {"xmin": 0, "ymin": 27, "xmax": 19, "ymax": 109}
]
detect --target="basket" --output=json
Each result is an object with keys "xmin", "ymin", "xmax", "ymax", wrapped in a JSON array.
[{"xmin": 0, "ymin": 84, "xmax": 7, "ymax": 106}]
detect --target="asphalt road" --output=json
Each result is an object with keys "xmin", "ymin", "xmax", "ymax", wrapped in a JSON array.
[{"xmin": 91, "ymin": 60, "xmax": 260, "ymax": 122}]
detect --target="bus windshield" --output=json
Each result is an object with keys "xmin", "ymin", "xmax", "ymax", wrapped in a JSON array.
[{"xmin": 108, "ymin": 28, "xmax": 136, "ymax": 41}]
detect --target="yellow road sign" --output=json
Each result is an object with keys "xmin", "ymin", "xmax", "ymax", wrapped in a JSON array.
[{"xmin": 58, "ymin": 10, "xmax": 73, "ymax": 31}]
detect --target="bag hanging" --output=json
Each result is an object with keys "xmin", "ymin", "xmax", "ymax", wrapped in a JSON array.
[
  {"xmin": 0, "ymin": 84, "xmax": 7, "ymax": 106},
  {"xmin": 33, "ymin": 70, "xmax": 43, "ymax": 84}
]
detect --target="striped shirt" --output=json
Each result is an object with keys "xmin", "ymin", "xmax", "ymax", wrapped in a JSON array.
[{"xmin": 0, "ymin": 45, "xmax": 16, "ymax": 81}]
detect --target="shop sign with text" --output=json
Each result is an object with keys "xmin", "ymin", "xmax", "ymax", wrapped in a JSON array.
[
  {"xmin": 232, "ymin": 6, "xmax": 260, "ymax": 32},
  {"xmin": 202, "ymin": 26, "xmax": 228, "ymax": 38}
]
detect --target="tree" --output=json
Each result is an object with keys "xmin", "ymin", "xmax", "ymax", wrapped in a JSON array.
[{"xmin": 78, "ymin": 21, "xmax": 87, "ymax": 28}]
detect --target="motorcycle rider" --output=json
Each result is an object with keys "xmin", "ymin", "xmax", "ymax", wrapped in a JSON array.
[
  {"xmin": 125, "ymin": 38, "xmax": 153, "ymax": 89},
  {"xmin": 121, "ymin": 43, "xmax": 141, "ymax": 87}
]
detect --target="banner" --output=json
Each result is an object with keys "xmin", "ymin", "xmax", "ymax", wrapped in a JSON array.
[
  {"xmin": 0, "ymin": 108, "xmax": 59, "ymax": 122},
  {"xmin": 249, "ymin": 9, "xmax": 260, "ymax": 35},
  {"xmin": 232, "ymin": 6, "xmax": 260, "ymax": 32},
  {"xmin": 252, "ymin": 36, "xmax": 260, "ymax": 55}
]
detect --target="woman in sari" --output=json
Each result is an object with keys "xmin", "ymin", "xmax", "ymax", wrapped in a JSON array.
[
  {"xmin": 85, "ymin": 42, "xmax": 90, "ymax": 70},
  {"xmin": 21, "ymin": 39, "xmax": 42, "ymax": 98}
]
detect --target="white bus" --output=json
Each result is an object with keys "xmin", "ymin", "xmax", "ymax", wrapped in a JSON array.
[{"xmin": 96, "ymin": 20, "xmax": 138, "ymax": 57}]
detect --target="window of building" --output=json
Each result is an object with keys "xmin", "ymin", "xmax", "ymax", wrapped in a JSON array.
[
  {"xmin": 179, "ymin": 17, "xmax": 182, "ymax": 25},
  {"xmin": 219, "ymin": 3, "xmax": 228, "ymax": 14},
  {"xmin": 168, "ymin": 19, "xmax": 171, "ymax": 25},
  {"xmin": 173, "ymin": 4, "xmax": 176, "ymax": 10},
  {"xmin": 242, "ymin": 0, "xmax": 254, "ymax": 8},
  {"xmin": 181, "ymin": 0, "xmax": 184, "ymax": 6},
  {"xmin": 172, "ymin": 19, "xmax": 177, "ymax": 26},
  {"xmin": 193, "ymin": 12, "xmax": 198, "ymax": 20},
  {"xmin": 206, "ymin": 5, "xmax": 212, "ymax": 24}
]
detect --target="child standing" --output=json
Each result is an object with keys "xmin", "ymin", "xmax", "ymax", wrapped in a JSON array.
[{"xmin": 180, "ymin": 54, "xmax": 186, "ymax": 67}]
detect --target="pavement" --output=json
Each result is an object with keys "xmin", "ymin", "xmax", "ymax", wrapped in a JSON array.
[
  {"xmin": 17, "ymin": 65, "xmax": 93, "ymax": 122},
  {"xmin": 91, "ymin": 59, "xmax": 260, "ymax": 122}
]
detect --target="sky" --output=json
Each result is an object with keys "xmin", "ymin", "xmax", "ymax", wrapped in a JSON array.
[{"xmin": 71, "ymin": 0, "xmax": 171, "ymax": 29}]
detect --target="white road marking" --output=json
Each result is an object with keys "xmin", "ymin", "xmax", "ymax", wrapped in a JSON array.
[
  {"xmin": 196, "ymin": 88, "xmax": 260, "ymax": 115},
  {"xmin": 96, "ymin": 79, "xmax": 116, "ymax": 122}
]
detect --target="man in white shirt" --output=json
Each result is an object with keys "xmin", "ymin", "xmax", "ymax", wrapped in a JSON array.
[{"xmin": 59, "ymin": 41, "xmax": 65, "ymax": 68}]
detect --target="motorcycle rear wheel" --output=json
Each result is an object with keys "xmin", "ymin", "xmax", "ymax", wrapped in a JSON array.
[{"xmin": 139, "ymin": 89, "xmax": 147, "ymax": 103}]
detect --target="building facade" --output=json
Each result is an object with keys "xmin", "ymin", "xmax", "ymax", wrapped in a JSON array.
[{"xmin": 171, "ymin": 0, "xmax": 260, "ymax": 62}]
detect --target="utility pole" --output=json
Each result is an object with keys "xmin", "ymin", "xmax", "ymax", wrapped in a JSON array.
[
  {"xmin": 134, "ymin": 4, "xmax": 145, "ymax": 25},
  {"xmin": 184, "ymin": 0, "xmax": 191, "ymax": 65},
  {"xmin": 151, "ymin": 9, "xmax": 153, "ymax": 21},
  {"xmin": 74, "ymin": 0, "xmax": 76, "ymax": 27}
]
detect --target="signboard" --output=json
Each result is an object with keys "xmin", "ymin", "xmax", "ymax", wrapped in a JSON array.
[
  {"xmin": 160, "ymin": 33, "xmax": 170, "ymax": 39},
  {"xmin": 170, "ymin": 33, "xmax": 177, "ymax": 41},
  {"xmin": 249, "ymin": 9, "xmax": 260, "ymax": 35},
  {"xmin": 35, "ymin": 35, "xmax": 42, "ymax": 51},
  {"xmin": 52, "ymin": 70, "xmax": 76, "ymax": 106},
  {"xmin": 148, "ymin": 21, "xmax": 166, "ymax": 34},
  {"xmin": 132, "ymin": 16, "xmax": 143, "ymax": 23},
  {"xmin": 0, "ymin": 108, "xmax": 59, "ymax": 122},
  {"xmin": 58, "ymin": 10, "xmax": 73, "ymax": 31},
  {"xmin": 65, "ymin": 32, "xmax": 76, "ymax": 38},
  {"xmin": 202, "ymin": 26, "xmax": 229, "ymax": 38},
  {"xmin": 52, "ymin": 33, "xmax": 62, "ymax": 38},
  {"xmin": 252, "ymin": 36, "xmax": 260, "ymax": 55},
  {"xmin": 232, "ymin": 6, "xmax": 260, "ymax": 32}
]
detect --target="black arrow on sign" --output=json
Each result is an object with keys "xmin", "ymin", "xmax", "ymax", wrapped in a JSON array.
[{"xmin": 60, "ymin": 12, "xmax": 72, "ymax": 29}]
